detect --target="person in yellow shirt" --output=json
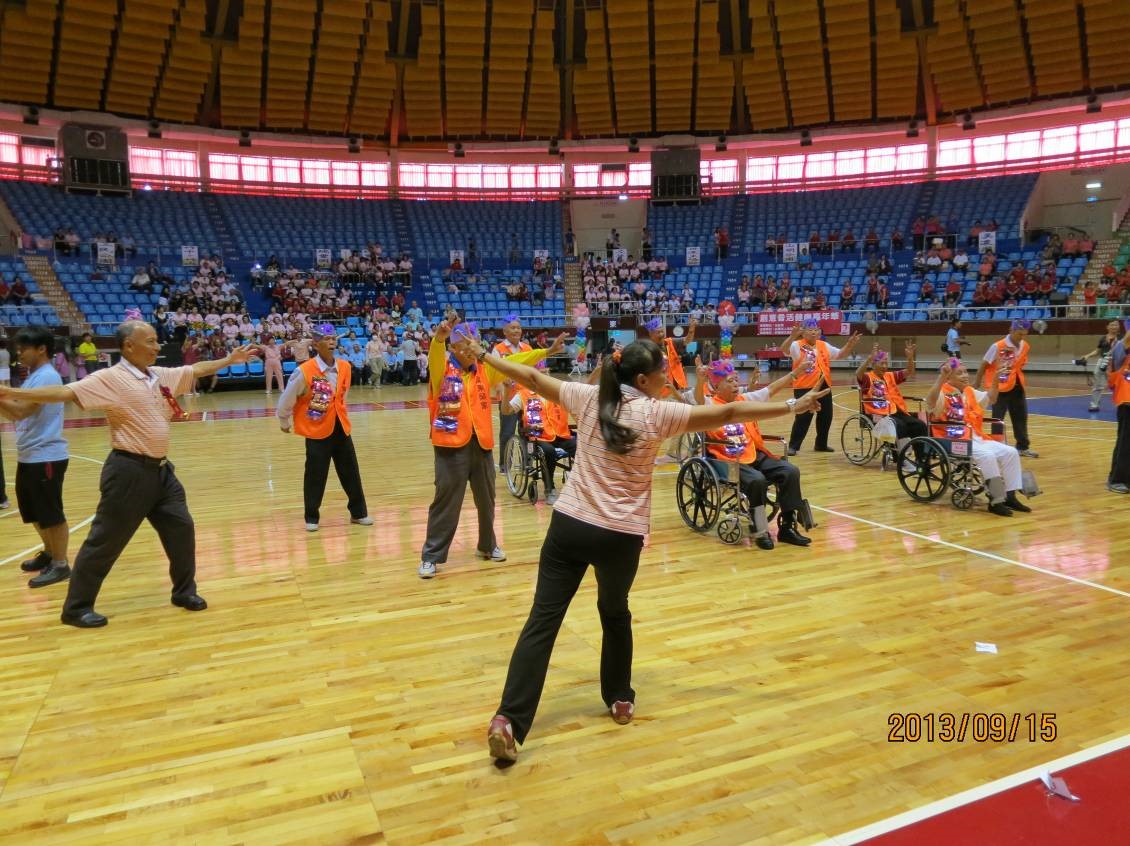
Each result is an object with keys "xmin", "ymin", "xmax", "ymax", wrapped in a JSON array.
[
  {"xmin": 419, "ymin": 320, "xmax": 564, "ymax": 579},
  {"xmin": 76, "ymin": 332, "xmax": 99, "ymax": 374}
]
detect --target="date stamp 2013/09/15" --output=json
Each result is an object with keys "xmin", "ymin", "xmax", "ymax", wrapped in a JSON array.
[{"xmin": 888, "ymin": 713, "xmax": 1057, "ymax": 743}]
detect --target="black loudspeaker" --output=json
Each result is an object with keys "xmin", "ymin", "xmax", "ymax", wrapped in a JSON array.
[
  {"xmin": 1049, "ymin": 291, "xmax": 1069, "ymax": 306},
  {"xmin": 651, "ymin": 147, "xmax": 701, "ymax": 203},
  {"xmin": 59, "ymin": 123, "xmax": 130, "ymax": 194}
]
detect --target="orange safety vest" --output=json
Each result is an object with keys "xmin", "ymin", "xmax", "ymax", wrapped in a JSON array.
[
  {"xmin": 293, "ymin": 357, "xmax": 352, "ymax": 439},
  {"xmin": 663, "ymin": 336, "xmax": 688, "ymax": 390},
  {"xmin": 931, "ymin": 384, "xmax": 984, "ymax": 440},
  {"xmin": 494, "ymin": 340, "xmax": 532, "ymax": 408},
  {"xmin": 983, "ymin": 338, "xmax": 1029, "ymax": 391},
  {"xmin": 430, "ymin": 354, "xmax": 495, "ymax": 449},
  {"xmin": 516, "ymin": 386, "xmax": 569, "ymax": 442},
  {"xmin": 792, "ymin": 340, "xmax": 833, "ymax": 389},
  {"xmin": 861, "ymin": 370, "xmax": 909, "ymax": 416},
  {"xmin": 705, "ymin": 394, "xmax": 776, "ymax": 463},
  {"xmin": 1111, "ymin": 353, "xmax": 1130, "ymax": 407}
]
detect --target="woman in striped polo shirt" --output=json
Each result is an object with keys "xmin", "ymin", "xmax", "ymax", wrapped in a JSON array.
[{"xmin": 480, "ymin": 339, "xmax": 828, "ymax": 762}]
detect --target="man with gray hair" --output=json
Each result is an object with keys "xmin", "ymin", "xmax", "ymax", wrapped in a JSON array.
[{"xmin": 0, "ymin": 321, "xmax": 255, "ymax": 627}]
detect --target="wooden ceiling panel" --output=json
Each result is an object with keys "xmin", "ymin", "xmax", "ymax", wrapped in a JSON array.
[{"xmin": 403, "ymin": 5, "xmax": 444, "ymax": 137}]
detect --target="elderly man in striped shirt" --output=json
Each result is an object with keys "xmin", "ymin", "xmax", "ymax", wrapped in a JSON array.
[{"xmin": 0, "ymin": 320, "xmax": 255, "ymax": 628}]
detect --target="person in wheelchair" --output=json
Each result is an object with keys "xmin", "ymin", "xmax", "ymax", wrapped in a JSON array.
[
  {"xmin": 694, "ymin": 360, "xmax": 811, "ymax": 549},
  {"xmin": 510, "ymin": 361, "xmax": 577, "ymax": 505},
  {"xmin": 926, "ymin": 359, "xmax": 1033, "ymax": 517},
  {"xmin": 855, "ymin": 342, "xmax": 927, "ymax": 463},
  {"xmin": 645, "ymin": 316, "xmax": 697, "ymax": 399}
]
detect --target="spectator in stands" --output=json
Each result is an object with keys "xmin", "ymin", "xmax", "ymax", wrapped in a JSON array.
[
  {"xmin": 841, "ymin": 229, "xmax": 857, "ymax": 254},
  {"xmin": 0, "ymin": 278, "xmax": 10, "ymax": 305},
  {"xmin": 737, "ymin": 278, "xmax": 752, "ymax": 308},
  {"xmin": 1036, "ymin": 273, "xmax": 1054, "ymax": 305},
  {"xmin": 891, "ymin": 228, "xmax": 905, "ymax": 251},
  {"xmin": 130, "ymin": 267, "xmax": 152, "ymax": 293},
  {"xmin": 1062, "ymin": 233, "xmax": 1079, "ymax": 257},
  {"xmin": 865, "ymin": 274, "xmax": 880, "ymax": 305},
  {"xmin": 827, "ymin": 229, "xmax": 840, "ymax": 254},
  {"xmin": 968, "ymin": 220, "xmax": 983, "ymax": 250},
  {"xmin": 1083, "ymin": 280, "xmax": 1098, "ymax": 314},
  {"xmin": 840, "ymin": 280, "xmax": 855, "ymax": 309},
  {"xmin": 925, "ymin": 247, "xmax": 943, "ymax": 271},
  {"xmin": 77, "ymin": 333, "xmax": 99, "ymax": 373},
  {"xmin": 401, "ymin": 333, "xmax": 420, "ymax": 386},
  {"xmin": 808, "ymin": 230, "xmax": 821, "ymax": 254},
  {"xmin": 978, "ymin": 250, "xmax": 997, "ymax": 282},
  {"xmin": 717, "ymin": 226, "xmax": 729, "ymax": 259},
  {"xmin": 972, "ymin": 280, "xmax": 990, "ymax": 307},
  {"xmin": 952, "ymin": 248, "xmax": 969, "ymax": 272},
  {"xmin": 764, "ymin": 234, "xmax": 777, "ymax": 255},
  {"xmin": 864, "ymin": 228, "xmax": 879, "ymax": 253},
  {"xmin": 919, "ymin": 279, "xmax": 936, "ymax": 304},
  {"xmin": 875, "ymin": 282, "xmax": 891, "ymax": 311},
  {"xmin": 9, "ymin": 277, "xmax": 32, "ymax": 306}
]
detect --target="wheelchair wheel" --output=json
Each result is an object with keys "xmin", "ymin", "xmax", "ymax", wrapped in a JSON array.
[
  {"xmin": 673, "ymin": 431, "xmax": 704, "ymax": 462},
  {"xmin": 717, "ymin": 515, "xmax": 744, "ymax": 545},
  {"xmin": 841, "ymin": 415, "xmax": 876, "ymax": 466},
  {"xmin": 949, "ymin": 462, "xmax": 984, "ymax": 510},
  {"xmin": 676, "ymin": 457, "xmax": 722, "ymax": 532},
  {"xmin": 504, "ymin": 437, "xmax": 529, "ymax": 498},
  {"xmin": 897, "ymin": 438, "xmax": 949, "ymax": 502}
]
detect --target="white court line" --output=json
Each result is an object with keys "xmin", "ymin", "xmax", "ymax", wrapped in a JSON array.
[
  {"xmin": 0, "ymin": 452, "xmax": 103, "ymax": 567},
  {"xmin": 809, "ymin": 503, "xmax": 1130, "ymax": 600},
  {"xmin": 821, "ymin": 731, "xmax": 1130, "ymax": 845}
]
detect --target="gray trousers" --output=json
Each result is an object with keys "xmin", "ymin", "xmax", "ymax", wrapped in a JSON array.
[{"xmin": 421, "ymin": 436, "xmax": 497, "ymax": 564}]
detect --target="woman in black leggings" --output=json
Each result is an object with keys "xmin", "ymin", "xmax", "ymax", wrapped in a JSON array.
[{"xmin": 480, "ymin": 339, "xmax": 827, "ymax": 762}]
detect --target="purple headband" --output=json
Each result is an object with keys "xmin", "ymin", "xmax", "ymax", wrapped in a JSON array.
[
  {"xmin": 504, "ymin": 313, "xmax": 520, "ymax": 325},
  {"xmin": 873, "ymin": 351, "xmax": 888, "ymax": 363},
  {"xmin": 645, "ymin": 317, "xmax": 663, "ymax": 332},
  {"xmin": 802, "ymin": 318, "xmax": 820, "ymax": 329},
  {"xmin": 708, "ymin": 360, "xmax": 734, "ymax": 386},
  {"xmin": 1010, "ymin": 318, "xmax": 1032, "ymax": 331},
  {"xmin": 942, "ymin": 357, "xmax": 961, "ymax": 371},
  {"xmin": 451, "ymin": 321, "xmax": 480, "ymax": 342},
  {"xmin": 312, "ymin": 323, "xmax": 337, "ymax": 338}
]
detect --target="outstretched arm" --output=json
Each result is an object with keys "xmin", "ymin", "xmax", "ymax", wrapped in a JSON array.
[
  {"xmin": 686, "ymin": 387, "xmax": 828, "ymax": 431},
  {"xmin": 480, "ymin": 352, "xmax": 563, "ymax": 405},
  {"xmin": 193, "ymin": 345, "xmax": 256, "ymax": 379},
  {"xmin": 0, "ymin": 384, "xmax": 76, "ymax": 406},
  {"xmin": 766, "ymin": 361, "xmax": 808, "ymax": 397},
  {"xmin": 833, "ymin": 332, "xmax": 863, "ymax": 360}
]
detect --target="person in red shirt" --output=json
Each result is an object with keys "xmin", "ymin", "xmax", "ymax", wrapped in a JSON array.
[
  {"xmin": 1036, "ymin": 275, "xmax": 1054, "ymax": 304},
  {"xmin": 1005, "ymin": 276, "xmax": 1022, "ymax": 300},
  {"xmin": 1008, "ymin": 265, "xmax": 1026, "ymax": 286},
  {"xmin": 989, "ymin": 280, "xmax": 1006, "ymax": 306},
  {"xmin": 972, "ymin": 281, "xmax": 989, "ymax": 306},
  {"xmin": 1022, "ymin": 274, "xmax": 1038, "ymax": 298},
  {"xmin": 0, "ymin": 279, "xmax": 10, "ymax": 304},
  {"xmin": 842, "ymin": 230, "xmax": 857, "ymax": 252},
  {"xmin": 9, "ymin": 278, "xmax": 31, "ymax": 305},
  {"xmin": 919, "ymin": 280, "xmax": 936, "ymax": 303},
  {"xmin": 840, "ymin": 281, "xmax": 855, "ymax": 308}
]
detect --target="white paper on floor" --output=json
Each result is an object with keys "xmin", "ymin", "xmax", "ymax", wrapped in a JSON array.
[
  {"xmin": 975, "ymin": 642, "xmax": 998, "ymax": 654},
  {"xmin": 1039, "ymin": 772, "xmax": 1080, "ymax": 802}
]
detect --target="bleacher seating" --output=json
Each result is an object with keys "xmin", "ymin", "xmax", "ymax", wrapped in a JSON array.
[
  {"xmin": 56, "ymin": 259, "xmax": 186, "ymax": 330},
  {"xmin": 0, "ymin": 181, "xmax": 218, "ymax": 253},
  {"xmin": 403, "ymin": 200, "xmax": 561, "ymax": 261},
  {"xmin": 0, "ymin": 255, "xmax": 60, "ymax": 328},
  {"xmin": 648, "ymin": 194, "xmax": 743, "ymax": 257},
  {"xmin": 212, "ymin": 194, "xmax": 401, "ymax": 259},
  {"xmin": 425, "ymin": 269, "xmax": 565, "ymax": 323},
  {"xmin": 929, "ymin": 173, "xmax": 1036, "ymax": 242}
]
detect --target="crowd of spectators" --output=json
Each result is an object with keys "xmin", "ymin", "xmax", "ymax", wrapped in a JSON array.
[{"xmin": 0, "ymin": 276, "xmax": 33, "ymax": 305}]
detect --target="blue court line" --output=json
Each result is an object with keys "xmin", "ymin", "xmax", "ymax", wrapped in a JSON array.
[{"xmin": 1028, "ymin": 394, "xmax": 1117, "ymax": 423}]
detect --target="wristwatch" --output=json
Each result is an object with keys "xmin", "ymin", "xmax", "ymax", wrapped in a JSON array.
[{"xmin": 786, "ymin": 398, "xmax": 797, "ymax": 411}]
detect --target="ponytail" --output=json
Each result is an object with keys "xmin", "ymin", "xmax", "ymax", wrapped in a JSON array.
[{"xmin": 597, "ymin": 339, "xmax": 664, "ymax": 454}]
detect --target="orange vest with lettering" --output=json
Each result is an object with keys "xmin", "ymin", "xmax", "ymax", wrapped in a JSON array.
[
  {"xmin": 494, "ymin": 340, "xmax": 532, "ymax": 408},
  {"xmin": 792, "ymin": 340, "xmax": 833, "ymax": 389},
  {"xmin": 705, "ymin": 395, "xmax": 776, "ymax": 463},
  {"xmin": 515, "ymin": 386, "xmax": 565, "ymax": 443},
  {"xmin": 293, "ymin": 357, "xmax": 352, "ymax": 439},
  {"xmin": 663, "ymin": 337, "xmax": 688, "ymax": 390},
  {"xmin": 862, "ymin": 370, "xmax": 909, "ymax": 416},
  {"xmin": 1111, "ymin": 354, "xmax": 1130, "ymax": 407},
  {"xmin": 983, "ymin": 338, "xmax": 1029, "ymax": 391},
  {"xmin": 931, "ymin": 385, "xmax": 984, "ymax": 440},
  {"xmin": 430, "ymin": 355, "xmax": 495, "ymax": 448}
]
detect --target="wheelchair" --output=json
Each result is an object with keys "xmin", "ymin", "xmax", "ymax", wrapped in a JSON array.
[
  {"xmin": 839, "ymin": 386, "xmax": 927, "ymax": 470},
  {"xmin": 503, "ymin": 428, "xmax": 574, "ymax": 504},
  {"xmin": 674, "ymin": 435, "xmax": 816, "ymax": 545},
  {"xmin": 894, "ymin": 418, "xmax": 1009, "ymax": 510}
]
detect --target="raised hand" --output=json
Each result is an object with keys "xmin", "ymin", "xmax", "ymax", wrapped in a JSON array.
[
  {"xmin": 905, "ymin": 341, "xmax": 916, "ymax": 358},
  {"xmin": 940, "ymin": 361, "xmax": 953, "ymax": 379},
  {"xmin": 694, "ymin": 355, "xmax": 708, "ymax": 380},
  {"xmin": 434, "ymin": 320, "xmax": 452, "ymax": 342},
  {"xmin": 842, "ymin": 332, "xmax": 864, "ymax": 352},
  {"xmin": 794, "ymin": 387, "xmax": 830, "ymax": 414},
  {"xmin": 548, "ymin": 332, "xmax": 567, "ymax": 356},
  {"xmin": 228, "ymin": 344, "xmax": 257, "ymax": 364}
]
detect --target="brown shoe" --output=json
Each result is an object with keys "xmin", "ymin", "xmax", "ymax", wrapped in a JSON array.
[
  {"xmin": 610, "ymin": 700, "xmax": 635, "ymax": 725},
  {"xmin": 487, "ymin": 715, "xmax": 518, "ymax": 761}
]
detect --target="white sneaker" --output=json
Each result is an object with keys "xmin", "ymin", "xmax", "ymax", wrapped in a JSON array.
[
  {"xmin": 545, "ymin": 489, "xmax": 559, "ymax": 506},
  {"xmin": 477, "ymin": 547, "xmax": 507, "ymax": 562},
  {"xmin": 350, "ymin": 516, "xmax": 374, "ymax": 526},
  {"xmin": 1019, "ymin": 449, "xmax": 1039, "ymax": 458},
  {"xmin": 418, "ymin": 561, "xmax": 437, "ymax": 579},
  {"xmin": 305, "ymin": 522, "xmax": 319, "ymax": 532}
]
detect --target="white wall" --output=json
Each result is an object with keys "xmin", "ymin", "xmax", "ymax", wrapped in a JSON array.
[
  {"xmin": 570, "ymin": 198, "xmax": 648, "ymax": 256},
  {"xmin": 1027, "ymin": 163, "xmax": 1130, "ymax": 237}
]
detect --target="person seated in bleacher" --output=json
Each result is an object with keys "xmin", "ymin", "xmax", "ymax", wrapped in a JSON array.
[
  {"xmin": 840, "ymin": 280, "xmax": 855, "ymax": 308},
  {"xmin": 9, "ymin": 277, "xmax": 32, "ymax": 306},
  {"xmin": 842, "ymin": 230, "xmax": 857, "ymax": 253},
  {"xmin": 864, "ymin": 228, "xmax": 880, "ymax": 252},
  {"xmin": 926, "ymin": 359, "xmax": 1033, "ymax": 518},
  {"xmin": 972, "ymin": 281, "xmax": 990, "ymax": 307},
  {"xmin": 952, "ymin": 248, "xmax": 969, "ymax": 271},
  {"xmin": 694, "ymin": 359, "xmax": 811, "ymax": 549},
  {"xmin": 855, "ymin": 343, "xmax": 926, "ymax": 460},
  {"xmin": 978, "ymin": 250, "xmax": 997, "ymax": 281},
  {"xmin": 876, "ymin": 282, "xmax": 891, "ymax": 311},
  {"xmin": 919, "ymin": 279, "xmax": 935, "ymax": 304}
]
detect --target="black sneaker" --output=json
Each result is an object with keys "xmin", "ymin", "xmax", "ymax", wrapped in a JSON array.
[
  {"xmin": 21, "ymin": 550, "xmax": 52, "ymax": 572},
  {"xmin": 988, "ymin": 502, "xmax": 1014, "ymax": 517},
  {"xmin": 754, "ymin": 534, "xmax": 775, "ymax": 550},
  {"xmin": 1005, "ymin": 495, "xmax": 1031, "ymax": 513}
]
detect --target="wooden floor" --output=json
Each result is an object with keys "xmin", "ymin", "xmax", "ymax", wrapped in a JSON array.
[{"xmin": 0, "ymin": 374, "xmax": 1127, "ymax": 845}]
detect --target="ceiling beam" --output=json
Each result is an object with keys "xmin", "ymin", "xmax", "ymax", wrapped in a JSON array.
[
  {"xmin": 387, "ymin": 0, "xmax": 413, "ymax": 147},
  {"xmin": 562, "ymin": 0, "xmax": 576, "ymax": 140}
]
